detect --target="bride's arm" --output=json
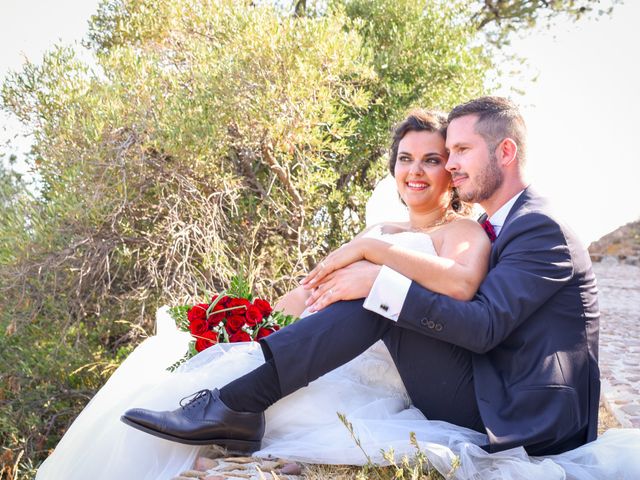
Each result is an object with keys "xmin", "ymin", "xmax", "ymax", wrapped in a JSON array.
[
  {"xmin": 273, "ymin": 224, "xmax": 385, "ymax": 316},
  {"xmin": 304, "ymin": 219, "xmax": 491, "ymax": 301},
  {"xmin": 364, "ymin": 219, "xmax": 490, "ymax": 300},
  {"xmin": 273, "ymin": 286, "xmax": 310, "ymax": 317}
]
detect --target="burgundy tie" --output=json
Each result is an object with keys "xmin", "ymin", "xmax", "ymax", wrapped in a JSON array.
[{"xmin": 481, "ymin": 219, "xmax": 497, "ymax": 243}]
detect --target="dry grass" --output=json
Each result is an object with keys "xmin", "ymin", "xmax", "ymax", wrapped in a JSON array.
[
  {"xmin": 598, "ymin": 399, "xmax": 622, "ymax": 435},
  {"xmin": 297, "ymin": 464, "xmax": 364, "ymax": 480}
]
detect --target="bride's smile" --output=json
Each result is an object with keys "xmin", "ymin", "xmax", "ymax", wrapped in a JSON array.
[{"xmin": 406, "ymin": 181, "xmax": 429, "ymax": 190}]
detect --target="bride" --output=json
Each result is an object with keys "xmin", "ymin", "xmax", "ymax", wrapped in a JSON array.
[{"xmin": 36, "ymin": 110, "xmax": 639, "ymax": 479}]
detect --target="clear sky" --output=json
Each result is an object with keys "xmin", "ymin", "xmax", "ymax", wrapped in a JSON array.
[
  {"xmin": 1, "ymin": 0, "xmax": 639, "ymax": 245},
  {"xmin": 497, "ymin": 1, "xmax": 640, "ymax": 246}
]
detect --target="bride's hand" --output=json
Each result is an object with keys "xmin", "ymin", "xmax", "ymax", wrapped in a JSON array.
[
  {"xmin": 302, "ymin": 239, "xmax": 368, "ymax": 290},
  {"xmin": 304, "ymin": 260, "xmax": 381, "ymax": 313}
]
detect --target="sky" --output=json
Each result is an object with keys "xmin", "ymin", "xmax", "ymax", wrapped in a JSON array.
[
  {"xmin": 1, "ymin": 0, "xmax": 639, "ymax": 246},
  {"xmin": 497, "ymin": 1, "xmax": 640, "ymax": 246}
]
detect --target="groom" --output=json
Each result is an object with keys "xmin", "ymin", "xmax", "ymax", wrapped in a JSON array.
[{"xmin": 122, "ymin": 97, "xmax": 600, "ymax": 456}]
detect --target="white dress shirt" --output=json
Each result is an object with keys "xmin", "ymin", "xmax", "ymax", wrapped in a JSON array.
[
  {"xmin": 363, "ymin": 190, "xmax": 525, "ymax": 321},
  {"xmin": 486, "ymin": 190, "xmax": 524, "ymax": 237}
]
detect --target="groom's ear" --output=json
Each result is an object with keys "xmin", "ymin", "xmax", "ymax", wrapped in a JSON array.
[{"xmin": 497, "ymin": 138, "xmax": 518, "ymax": 167}]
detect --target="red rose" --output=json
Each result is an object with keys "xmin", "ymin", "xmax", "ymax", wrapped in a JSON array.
[
  {"xmin": 189, "ymin": 317, "xmax": 209, "ymax": 336},
  {"xmin": 187, "ymin": 303, "xmax": 209, "ymax": 323},
  {"xmin": 212, "ymin": 295, "xmax": 231, "ymax": 308},
  {"xmin": 256, "ymin": 327, "xmax": 276, "ymax": 339},
  {"xmin": 195, "ymin": 330, "xmax": 218, "ymax": 352},
  {"xmin": 227, "ymin": 297, "xmax": 251, "ymax": 314},
  {"xmin": 207, "ymin": 303, "xmax": 226, "ymax": 326},
  {"xmin": 225, "ymin": 314, "xmax": 246, "ymax": 334},
  {"xmin": 229, "ymin": 330, "xmax": 252, "ymax": 343},
  {"xmin": 253, "ymin": 299, "xmax": 273, "ymax": 317},
  {"xmin": 245, "ymin": 305, "xmax": 263, "ymax": 326}
]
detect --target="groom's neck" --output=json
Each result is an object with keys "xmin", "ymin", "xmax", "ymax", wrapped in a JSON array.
[{"xmin": 481, "ymin": 177, "xmax": 527, "ymax": 218}]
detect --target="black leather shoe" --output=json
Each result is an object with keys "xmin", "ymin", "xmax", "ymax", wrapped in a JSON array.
[{"xmin": 120, "ymin": 388, "xmax": 265, "ymax": 452}]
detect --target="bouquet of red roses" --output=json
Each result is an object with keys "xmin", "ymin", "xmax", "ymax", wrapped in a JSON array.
[
  {"xmin": 167, "ymin": 277, "xmax": 296, "ymax": 371},
  {"xmin": 186, "ymin": 294, "xmax": 279, "ymax": 350}
]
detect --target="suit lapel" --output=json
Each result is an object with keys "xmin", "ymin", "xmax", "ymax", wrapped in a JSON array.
[
  {"xmin": 503, "ymin": 187, "xmax": 532, "ymax": 227},
  {"xmin": 488, "ymin": 186, "xmax": 534, "ymax": 267}
]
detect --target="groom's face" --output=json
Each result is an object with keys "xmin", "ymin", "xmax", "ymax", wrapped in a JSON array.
[{"xmin": 445, "ymin": 115, "xmax": 503, "ymax": 203}]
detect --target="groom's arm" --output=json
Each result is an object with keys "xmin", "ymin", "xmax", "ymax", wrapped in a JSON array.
[{"xmin": 365, "ymin": 212, "xmax": 574, "ymax": 353}]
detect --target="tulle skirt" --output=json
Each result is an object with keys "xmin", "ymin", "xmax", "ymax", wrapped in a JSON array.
[{"xmin": 37, "ymin": 307, "xmax": 640, "ymax": 480}]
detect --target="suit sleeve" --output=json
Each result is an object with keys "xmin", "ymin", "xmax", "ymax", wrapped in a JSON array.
[{"xmin": 396, "ymin": 213, "xmax": 574, "ymax": 353}]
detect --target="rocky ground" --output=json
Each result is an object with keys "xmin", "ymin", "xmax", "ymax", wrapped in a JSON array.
[
  {"xmin": 594, "ymin": 259, "xmax": 640, "ymax": 428},
  {"xmin": 171, "ymin": 452, "xmax": 305, "ymax": 480},
  {"xmin": 588, "ymin": 220, "xmax": 640, "ymax": 262}
]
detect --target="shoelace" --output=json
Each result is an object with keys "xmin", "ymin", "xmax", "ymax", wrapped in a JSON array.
[{"xmin": 179, "ymin": 389, "xmax": 212, "ymax": 410}]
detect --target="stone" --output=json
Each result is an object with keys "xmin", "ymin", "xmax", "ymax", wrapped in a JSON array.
[
  {"xmin": 608, "ymin": 380, "xmax": 629, "ymax": 386},
  {"xmin": 600, "ymin": 256, "xmax": 618, "ymax": 266},
  {"xmin": 255, "ymin": 466, "xmax": 273, "ymax": 479},
  {"xmin": 621, "ymin": 404, "xmax": 640, "ymax": 416},
  {"xmin": 625, "ymin": 257, "xmax": 639, "ymax": 266},
  {"xmin": 279, "ymin": 463, "xmax": 303, "ymax": 475},
  {"xmin": 219, "ymin": 463, "xmax": 250, "ymax": 472},
  {"xmin": 196, "ymin": 457, "xmax": 219, "ymax": 471},
  {"xmin": 180, "ymin": 470, "xmax": 207, "ymax": 478},
  {"xmin": 201, "ymin": 445, "xmax": 228, "ymax": 459},
  {"xmin": 224, "ymin": 456, "xmax": 258, "ymax": 464},
  {"xmin": 258, "ymin": 460, "xmax": 281, "ymax": 471}
]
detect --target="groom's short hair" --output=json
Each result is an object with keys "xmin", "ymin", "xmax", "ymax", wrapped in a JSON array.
[{"xmin": 448, "ymin": 96, "xmax": 527, "ymax": 165}]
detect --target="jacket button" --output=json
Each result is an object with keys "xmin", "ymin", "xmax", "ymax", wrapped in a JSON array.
[
  {"xmin": 435, "ymin": 323, "xmax": 443, "ymax": 332},
  {"xmin": 427, "ymin": 320, "xmax": 435, "ymax": 329},
  {"xmin": 420, "ymin": 318, "xmax": 428, "ymax": 326}
]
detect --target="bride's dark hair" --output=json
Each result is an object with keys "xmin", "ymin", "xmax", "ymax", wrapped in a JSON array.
[{"xmin": 388, "ymin": 109, "xmax": 471, "ymax": 216}]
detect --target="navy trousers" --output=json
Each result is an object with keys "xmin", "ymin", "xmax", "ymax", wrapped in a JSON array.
[{"xmin": 261, "ymin": 300, "xmax": 484, "ymax": 432}]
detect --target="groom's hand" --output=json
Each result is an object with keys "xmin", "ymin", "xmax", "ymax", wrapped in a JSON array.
[{"xmin": 304, "ymin": 260, "xmax": 381, "ymax": 313}]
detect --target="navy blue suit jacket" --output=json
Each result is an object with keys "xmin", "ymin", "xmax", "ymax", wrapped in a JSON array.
[{"xmin": 397, "ymin": 187, "xmax": 600, "ymax": 455}]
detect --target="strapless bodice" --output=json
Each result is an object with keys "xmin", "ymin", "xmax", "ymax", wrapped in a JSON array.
[{"xmin": 362, "ymin": 224, "xmax": 437, "ymax": 256}]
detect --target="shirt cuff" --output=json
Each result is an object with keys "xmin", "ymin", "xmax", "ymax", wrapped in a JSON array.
[{"xmin": 363, "ymin": 265, "xmax": 411, "ymax": 321}]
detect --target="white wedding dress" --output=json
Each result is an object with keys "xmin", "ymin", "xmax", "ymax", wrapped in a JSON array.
[{"xmin": 36, "ymin": 227, "xmax": 640, "ymax": 480}]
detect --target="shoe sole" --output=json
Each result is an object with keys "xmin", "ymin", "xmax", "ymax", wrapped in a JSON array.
[{"xmin": 120, "ymin": 416, "xmax": 261, "ymax": 453}]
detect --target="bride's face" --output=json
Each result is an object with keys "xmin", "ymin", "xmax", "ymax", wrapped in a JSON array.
[{"xmin": 394, "ymin": 130, "xmax": 451, "ymax": 211}]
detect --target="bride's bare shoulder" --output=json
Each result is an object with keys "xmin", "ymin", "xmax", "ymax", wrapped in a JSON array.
[
  {"xmin": 447, "ymin": 216, "xmax": 484, "ymax": 232},
  {"xmin": 432, "ymin": 216, "xmax": 487, "ymax": 242}
]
